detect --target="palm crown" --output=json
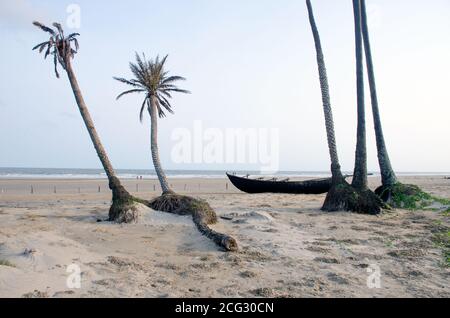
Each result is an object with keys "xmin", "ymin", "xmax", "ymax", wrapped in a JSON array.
[
  {"xmin": 114, "ymin": 53, "xmax": 190, "ymax": 120},
  {"xmin": 32, "ymin": 21, "xmax": 80, "ymax": 78}
]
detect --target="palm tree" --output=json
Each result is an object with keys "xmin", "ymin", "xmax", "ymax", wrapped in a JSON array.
[
  {"xmin": 32, "ymin": 21, "xmax": 138, "ymax": 223},
  {"xmin": 359, "ymin": 0, "xmax": 427, "ymax": 206},
  {"xmin": 115, "ymin": 54, "xmax": 238, "ymax": 251},
  {"xmin": 305, "ymin": 0, "xmax": 345, "ymax": 185},
  {"xmin": 115, "ymin": 53, "xmax": 189, "ymax": 194},
  {"xmin": 306, "ymin": 0, "xmax": 383, "ymax": 214},
  {"xmin": 351, "ymin": 0, "xmax": 368, "ymax": 191},
  {"xmin": 359, "ymin": 0, "xmax": 397, "ymax": 188}
]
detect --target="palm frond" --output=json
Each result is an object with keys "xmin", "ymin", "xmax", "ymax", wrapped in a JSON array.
[
  {"xmin": 158, "ymin": 94, "xmax": 172, "ymax": 109},
  {"xmin": 129, "ymin": 63, "xmax": 147, "ymax": 85},
  {"xmin": 113, "ymin": 77, "xmax": 143, "ymax": 88},
  {"xmin": 162, "ymin": 88, "xmax": 191, "ymax": 94},
  {"xmin": 161, "ymin": 76, "xmax": 186, "ymax": 85},
  {"xmin": 53, "ymin": 53, "xmax": 60, "ymax": 78},
  {"xmin": 139, "ymin": 97, "xmax": 148, "ymax": 123},
  {"xmin": 52, "ymin": 22, "xmax": 64, "ymax": 37},
  {"xmin": 40, "ymin": 43, "xmax": 49, "ymax": 54},
  {"xmin": 116, "ymin": 53, "xmax": 189, "ymax": 119},
  {"xmin": 116, "ymin": 89, "xmax": 145, "ymax": 100},
  {"xmin": 159, "ymin": 90, "xmax": 172, "ymax": 99},
  {"xmin": 135, "ymin": 53, "xmax": 147, "ymax": 74},
  {"xmin": 71, "ymin": 38, "xmax": 79, "ymax": 51},
  {"xmin": 32, "ymin": 21, "xmax": 55, "ymax": 35},
  {"xmin": 44, "ymin": 45, "xmax": 52, "ymax": 59},
  {"xmin": 157, "ymin": 96, "xmax": 174, "ymax": 114},
  {"xmin": 157, "ymin": 55, "xmax": 168, "ymax": 74},
  {"xmin": 33, "ymin": 21, "xmax": 77, "ymax": 78},
  {"xmin": 155, "ymin": 99, "xmax": 167, "ymax": 118},
  {"xmin": 68, "ymin": 33, "xmax": 80, "ymax": 39},
  {"xmin": 32, "ymin": 41, "xmax": 49, "ymax": 51}
]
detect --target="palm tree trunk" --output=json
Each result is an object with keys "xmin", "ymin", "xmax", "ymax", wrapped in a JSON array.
[
  {"xmin": 65, "ymin": 59, "xmax": 134, "ymax": 222},
  {"xmin": 306, "ymin": 0, "xmax": 383, "ymax": 215},
  {"xmin": 360, "ymin": 0, "xmax": 398, "ymax": 187},
  {"xmin": 149, "ymin": 95, "xmax": 172, "ymax": 194},
  {"xmin": 306, "ymin": 0, "xmax": 344, "ymax": 184},
  {"xmin": 351, "ymin": 0, "xmax": 368, "ymax": 190}
]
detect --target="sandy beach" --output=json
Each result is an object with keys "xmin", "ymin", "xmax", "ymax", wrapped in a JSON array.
[{"xmin": 0, "ymin": 176, "xmax": 448, "ymax": 298}]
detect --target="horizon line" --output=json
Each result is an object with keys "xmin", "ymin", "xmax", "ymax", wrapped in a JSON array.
[{"xmin": 0, "ymin": 167, "xmax": 449, "ymax": 174}]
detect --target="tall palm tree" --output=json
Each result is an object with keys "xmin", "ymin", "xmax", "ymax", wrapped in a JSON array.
[
  {"xmin": 359, "ymin": 0, "xmax": 426, "ymax": 206},
  {"xmin": 114, "ymin": 53, "xmax": 190, "ymax": 194},
  {"xmin": 32, "ymin": 22, "xmax": 137, "ymax": 223},
  {"xmin": 306, "ymin": 0, "xmax": 383, "ymax": 214},
  {"xmin": 359, "ymin": 0, "xmax": 397, "ymax": 187},
  {"xmin": 351, "ymin": 0, "xmax": 368, "ymax": 191},
  {"xmin": 305, "ymin": 0, "xmax": 345, "ymax": 185},
  {"xmin": 115, "ymin": 54, "xmax": 238, "ymax": 251}
]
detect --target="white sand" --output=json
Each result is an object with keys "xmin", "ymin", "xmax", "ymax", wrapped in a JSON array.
[{"xmin": 0, "ymin": 176, "xmax": 449, "ymax": 298}]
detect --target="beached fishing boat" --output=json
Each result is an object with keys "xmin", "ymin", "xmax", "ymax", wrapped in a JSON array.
[{"xmin": 226, "ymin": 173, "xmax": 333, "ymax": 194}]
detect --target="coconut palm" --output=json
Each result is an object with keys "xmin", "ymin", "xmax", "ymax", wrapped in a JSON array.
[
  {"xmin": 359, "ymin": 0, "xmax": 427, "ymax": 206},
  {"xmin": 359, "ymin": 0, "xmax": 397, "ymax": 188},
  {"xmin": 32, "ymin": 21, "xmax": 138, "ymax": 223},
  {"xmin": 115, "ymin": 54, "xmax": 238, "ymax": 251},
  {"xmin": 114, "ymin": 53, "xmax": 189, "ymax": 194},
  {"xmin": 305, "ymin": 0, "xmax": 345, "ymax": 185},
  {"xmin": 351, "ymin": 0, "xmax": 368, "ymax": 191},
  {"xmin": 306, "ymin": 0, "xmax": 383, "ymax": 214}
]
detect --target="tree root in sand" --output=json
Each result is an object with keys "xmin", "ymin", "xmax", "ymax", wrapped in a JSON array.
[
  {"xmin": 149, "ymin": 193, "xmax": 239, "ymax": 252},
  {"xmin": 375, "ymin": 183, "xmax": 432, "ymax": 210},
  {"xmin": 322, "ymin": 181, "xmax": 386, "ymax": 215},
  {"xmin": 108, "ymin": 177, "xmax": 139, "ymax": 224},
  {"xmin": 109, "ymin": 196, "xmax": 139, "ymax": 224}
]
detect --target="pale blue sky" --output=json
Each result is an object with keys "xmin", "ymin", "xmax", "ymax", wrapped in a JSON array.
[{"xmin": 0, "ymin": 0, "xmax": 449, "ymax": 172}]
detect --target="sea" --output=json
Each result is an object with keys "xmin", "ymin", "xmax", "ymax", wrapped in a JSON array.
[{"xmin": 0, "ymin": 168, "xmax": 448, "ymax": 180}]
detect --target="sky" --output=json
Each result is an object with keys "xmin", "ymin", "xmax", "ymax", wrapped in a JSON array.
[{"xmin": 0, "ymin": 0, "xmax": 449, "ymax": 173}]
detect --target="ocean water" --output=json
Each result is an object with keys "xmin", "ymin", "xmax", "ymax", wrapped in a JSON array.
[
  {"xmin": 0, "ymin": 168, "xmax": 448, "ymax": 180},
  {"xmin": 0, "ymin": 167, "xmax": 330, "ymax": 179}
]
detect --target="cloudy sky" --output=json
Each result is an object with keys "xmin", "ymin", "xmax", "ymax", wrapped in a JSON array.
[{"xmin": 0, "ymin": 0, "xmax": 449, "ymax": 172}]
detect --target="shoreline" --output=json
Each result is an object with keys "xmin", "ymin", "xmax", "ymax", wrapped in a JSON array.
[{"xmin": 1, "ymin": 176, "xmax": 449, "ymax": 198}]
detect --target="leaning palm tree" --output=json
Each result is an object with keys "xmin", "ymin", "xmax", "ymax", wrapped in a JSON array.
[
  {"xmin": 359, "ymin": 0, "xmax": 427, "ymax": 207},
  {"xmin": 306, "ymin": 0, "xmax": 383, "ymax": 214},
  {"xmin": 32, "ymin": 21, "xmax": 139, "ymax": 223},
  {"xmin": 115, "ymin": 53, "xmax": 238, "ymax": 251}
]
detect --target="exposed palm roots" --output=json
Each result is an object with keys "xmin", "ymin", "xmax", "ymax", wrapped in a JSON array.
[
  {"xmin": 322, "ymin": 180, "xmax": 386, "ymax": 215},
  {"xmin": 108, "ymin": 176, "xmax": 139, "ymax": 223},
  {"xmin": 149, "ymin": 194, "xmax": 238, "ymax": 252},
  {"xmin": 375, "ymin": 183, "xmax": 431, "ymax": 210}
]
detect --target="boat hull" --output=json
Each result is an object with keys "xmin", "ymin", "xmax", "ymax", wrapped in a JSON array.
[{"xmin": 226, "ymin": 173, "xmax": 332, "ymax": 194}]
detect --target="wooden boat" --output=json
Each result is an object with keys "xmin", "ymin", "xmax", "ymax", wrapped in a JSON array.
[{"xmin": 226, "ymin": 173, "xmax": 333, "ymax": 194}]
